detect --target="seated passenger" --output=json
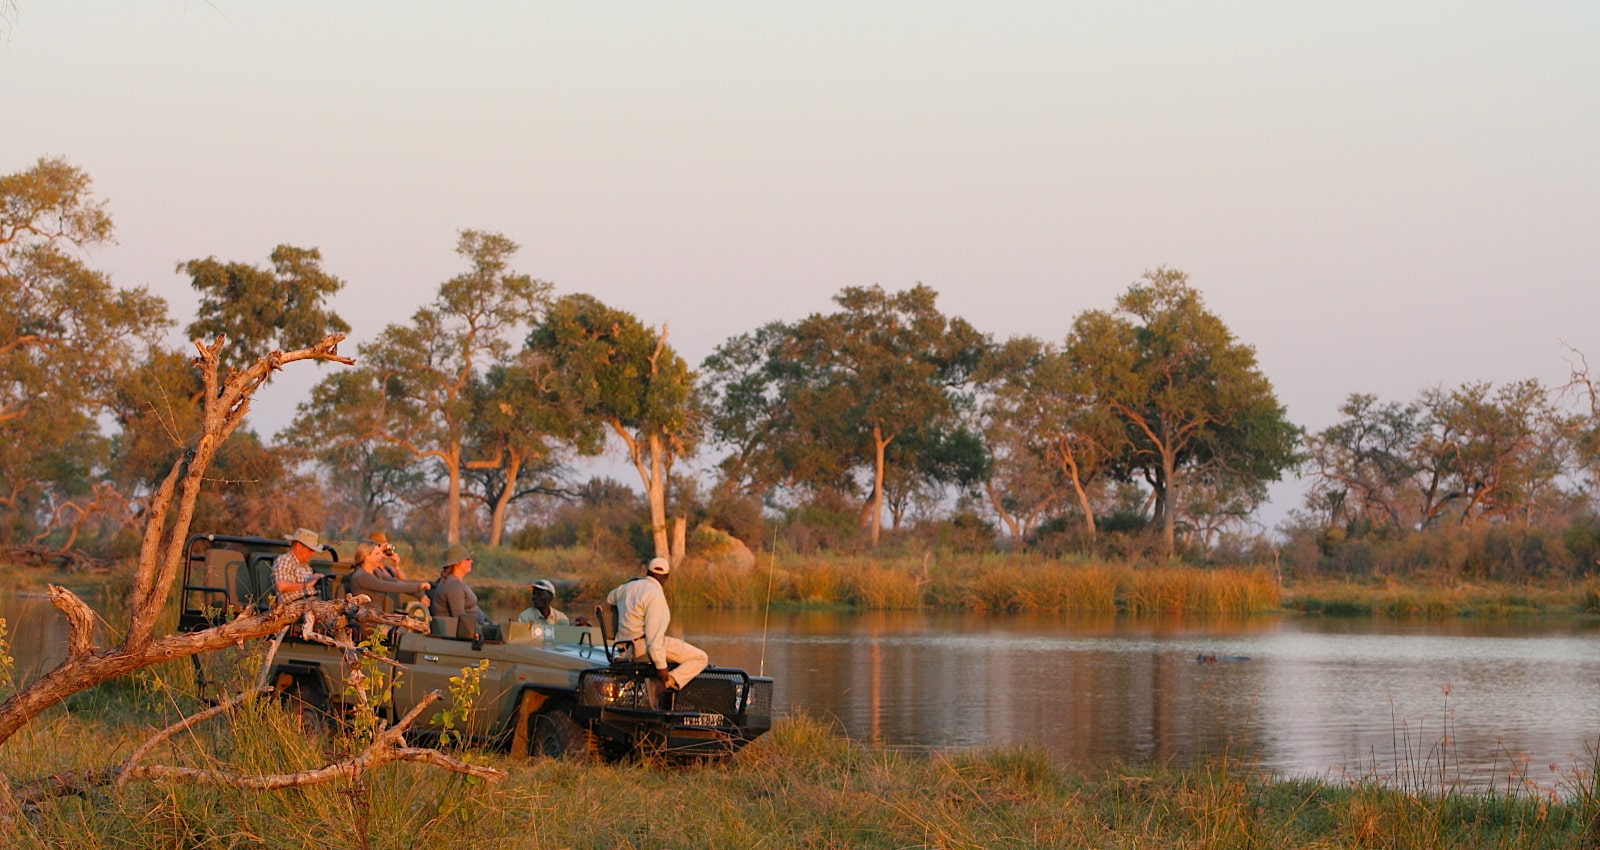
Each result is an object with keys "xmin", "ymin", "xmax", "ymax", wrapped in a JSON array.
[
  {"xmin": 272, "ymin": 527, "xmax": 326, "ymax": 606},
  {"xmin": 348, "ymin": 540, "xmax": 431, "ymax": 614},
  {"xmin": 517, "ymin": 579, "xmax": 570, "ymax": 625},
  {"xmin": 428, "ymin": 544, "xmax": 493, "ymax": 638},
  {"xmin": 367, "ymin": 531, "xmax": 405, "ymax": 580}
]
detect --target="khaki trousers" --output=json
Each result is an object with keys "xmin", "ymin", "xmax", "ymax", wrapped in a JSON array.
[{"xmin": 629, "ymin": 635, "xmax": 709, "ymax": 689}]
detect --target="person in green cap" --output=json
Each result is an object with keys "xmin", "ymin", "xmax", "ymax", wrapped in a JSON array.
[{"xmin": 428, "ymin": 544, "xmax": 492, "ymax": 637}]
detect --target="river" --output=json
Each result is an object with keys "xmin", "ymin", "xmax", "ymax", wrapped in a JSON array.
[
  {"xmin": 5, "ymin": 594, "xmax": 1597, "ymax": 791},
  {"xmin": 685, "ymin": 609, "xmax": 1600, "ymax": 792}
]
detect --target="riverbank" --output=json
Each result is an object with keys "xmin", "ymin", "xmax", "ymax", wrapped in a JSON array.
[
  {"xmin": 1280, "ymin": 576, "xmax": 1600, "ymax": 619},
  {"xmin": 6, "ymin": 548, "xmax": 1600, "ymax": 619},
  {"xmin": 2, "ymin": 705, "xmax": 1593, "ymax": 849},
  {"xmin": 440, "ymin": 548, "xmax": 1600, "ymax": 618}
]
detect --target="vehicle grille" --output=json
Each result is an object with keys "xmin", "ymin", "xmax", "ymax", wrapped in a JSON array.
[
  {"xmin": 746, "ymin": 678, "xmax": 773, "ymax": 717},
  {"xmin": 681, "ymin": 671, "xmax": 745, "ymax": 716}
]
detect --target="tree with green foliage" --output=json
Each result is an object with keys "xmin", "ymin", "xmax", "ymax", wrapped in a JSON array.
[
  {"xmin": 1303, "ymin": 393, "xmax": 1428, "ymax": 532},
  {"xmin": 530, "ymin": 294, "xmax": 698, "ymax": 561},
  {"xmin": 1308, "ymin": 381, "xmax": 1572, "ymax": 534},
  {"xmin": 976, "ymin": 411, "xmax": 1064, "ymax": 542},
  {"xmin": 1069, "ymin": 268, "xmax": 1297, "ymax": 556},
  {"xmin": 1418, "ymin": 380, "xmax": 1570, "ymax": 526},
  {"xmin": 278, "ymin": 367, "xmax": 424, "ymax": 536},
  {"xmin": 350, "ymin": 230, "xmax": 551, "ymax": 545},
  {"xmin": 980, "ymin": 335, "xmax": 1125, "ymax": 541},
  {"xmin": 699, "ymin": 320, "xmax": 800, "ymax": 501},
  {"xmin": 179, "ymin": 245, "xmax": 350, "ymax": 372},
  {"xmin": 464, "ymin": 348, "xmax": 603, "ymax": 546},
  {"xmin": 880, "ymin": 425, "xmax": 990, "ymax": 530},
  {"xmin": 791, "ymin": 285, "xmax": 987, "ymax": 546},
  {"xmin": 705, "ymin": 285, "xmax": 986, "ymax": 547},
  {"xmin": 0, "ymin": 157, "xmax": 169, "ymax": 546}
]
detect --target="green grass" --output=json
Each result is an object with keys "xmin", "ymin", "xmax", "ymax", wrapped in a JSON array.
[
  {"xmin": 2, "ymin": 706, "xmax": 1597, "ymax": 849},
  {"xmin": 1281, "ymin": 577, "xmax": 1595, "ymax": 619}
]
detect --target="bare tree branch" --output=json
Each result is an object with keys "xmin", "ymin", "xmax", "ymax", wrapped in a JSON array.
[{"xmin": 11, "ymin": 689, "xmax": 502, "ymax": 807}]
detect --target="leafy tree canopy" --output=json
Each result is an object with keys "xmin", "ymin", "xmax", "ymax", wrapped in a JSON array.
[
  {"xmin": 0, "ymin": 157, "xmax": 169, "ymax": 544},
  {"xmin": 180, "ymin": 244, "xmax": 350, "ymax": 371}
]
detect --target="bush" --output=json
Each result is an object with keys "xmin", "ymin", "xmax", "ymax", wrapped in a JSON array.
[
  {"xmin": 781, "ymin": 504, "xmax": 863, "ymax": 555},
  {"xmin": 916, "ymin": 511, "xmax": 997, "ymax": 554},
  {"xmin": 701, "ymin": 494, "xmax": 768, "ymax": 551}
]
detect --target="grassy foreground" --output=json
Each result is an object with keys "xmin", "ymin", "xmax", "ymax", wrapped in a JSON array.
[{"xmin": 2, "ymin": 696, "xmax": 1597, "ymax": 850}]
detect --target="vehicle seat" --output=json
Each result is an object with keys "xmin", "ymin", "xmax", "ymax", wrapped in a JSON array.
[{"xmin": 595, "ymin": 604, "xmax": 633, "ymax": 663}]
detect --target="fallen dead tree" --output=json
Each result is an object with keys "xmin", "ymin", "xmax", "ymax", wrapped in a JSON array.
[
  {"xmin": 7, "ymin": 628, "xmax": 501, "ymax": 809},
  {"xmin": 0, "ymin": 333, "xmax": 504, "ymax": 823}
]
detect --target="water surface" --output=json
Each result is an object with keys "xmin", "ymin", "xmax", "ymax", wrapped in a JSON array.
[{"xmin": 687, "ymin": 609, "xmax": 1600, "ymax": 791}]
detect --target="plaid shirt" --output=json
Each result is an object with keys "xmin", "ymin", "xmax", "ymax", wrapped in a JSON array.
[{"xmin": 272, "ymin": 551, "xmax": 316, "ymax": 604}]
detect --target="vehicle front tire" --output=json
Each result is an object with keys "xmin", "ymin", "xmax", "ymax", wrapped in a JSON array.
[{"xmin": 528, "ymin": 709, "xmax": 591, "ymax": 761}]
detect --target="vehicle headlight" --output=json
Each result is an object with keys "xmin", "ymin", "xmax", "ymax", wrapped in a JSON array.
[{"xmin": 579, "ymin": 670, "xmax": 652, "ymax": 708}]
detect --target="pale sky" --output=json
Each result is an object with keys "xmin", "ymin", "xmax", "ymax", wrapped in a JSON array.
[{"xmin": 4, "ymin": 2, "xmax": 1597, "ymax": 531}]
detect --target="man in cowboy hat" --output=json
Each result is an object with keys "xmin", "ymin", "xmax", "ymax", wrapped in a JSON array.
[
  {"xmin": 605, "ymin": 557, "xmax": 707, "ymax": 691},
  {"xmin": 517, "ymin": 579, "xmax": 570, "ymax": 625},
  {"xmin": 272, "ymin": 528, "xmax": 326, "ymax": 605}
]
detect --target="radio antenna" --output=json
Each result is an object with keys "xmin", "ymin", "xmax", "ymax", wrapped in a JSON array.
[{"xmin": 759, "ymin": 526, "xmax": 778, "ymax": 677}]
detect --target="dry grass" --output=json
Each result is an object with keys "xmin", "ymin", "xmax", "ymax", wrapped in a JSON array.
[{"xmin": 1, "ymin": 707, "xmax": 1591, "ymax": 849}]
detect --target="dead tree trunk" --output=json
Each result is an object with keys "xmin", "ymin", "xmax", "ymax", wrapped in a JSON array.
[{"xmin": 0, "ymin": 333, "xmax": 354, "ymax": 749}]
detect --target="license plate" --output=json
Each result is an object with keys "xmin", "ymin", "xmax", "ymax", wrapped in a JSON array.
[{"xmin": 682, "ymin": 712, "xmax": 727, "ymax": 727}]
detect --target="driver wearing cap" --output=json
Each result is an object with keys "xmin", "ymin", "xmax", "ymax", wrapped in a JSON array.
[{"xmin": 605, "ymin": 557, "xmax": 708, "ymax": 691}]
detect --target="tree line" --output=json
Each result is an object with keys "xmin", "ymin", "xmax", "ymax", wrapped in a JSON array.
[{"xmin": 5, "ymin": 156, "xmax": 1598, "ymax": 574}]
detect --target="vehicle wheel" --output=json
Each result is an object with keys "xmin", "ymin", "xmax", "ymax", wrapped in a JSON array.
[
  {"xmin": 528, "ymin": 709, "xmax": 591, "ymax": 761},
  {"xmin": 281, "ymin": 684, "xmax": 331, "ymax": 736}
]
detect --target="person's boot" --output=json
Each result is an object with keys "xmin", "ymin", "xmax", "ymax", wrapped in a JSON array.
[{"xmin": 644, "ymin": 676, "xmax": 666, "ymax": 710}]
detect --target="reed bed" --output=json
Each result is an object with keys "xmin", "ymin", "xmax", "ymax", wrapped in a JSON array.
[
  {"xmin": 375, "ymin": 547, "xmax": 1281, "ymax": 616},
  {"xmin": 2, "ymin": 707, "xmax": 1594, "ymax": 849},
  {"xmin": 670, "ymin": 554, "xmax": 1281, "ymax": 615},
  {"xmin": 1283, "ymin": 578, "xmax": 1586, "ymax": 619}
]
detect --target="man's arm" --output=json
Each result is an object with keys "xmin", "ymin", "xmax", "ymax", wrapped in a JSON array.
[
  {"xmin": 351, "ymin": 571, "xmax": 427, "ymax": 596},
  {"xmin": 640, "ymin": 590, "xmax": 671, "ymax": 671},
  {"xmin": 272, "ymin": 556, "xmax": 318, "ymax": 598}
]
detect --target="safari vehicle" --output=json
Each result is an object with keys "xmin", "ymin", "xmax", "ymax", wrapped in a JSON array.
[{"xmin": 178, "ymin": 533, "xmax": 775, "ymax": 759}]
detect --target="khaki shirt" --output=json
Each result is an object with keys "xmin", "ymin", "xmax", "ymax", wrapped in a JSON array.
[{"xmin": 606, "ymin": 577, "xmax": 671, "ymax": 669}]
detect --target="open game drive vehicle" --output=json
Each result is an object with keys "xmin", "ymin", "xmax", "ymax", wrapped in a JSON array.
[{"xmin": 178, "ymin": 533, "xmax": 774, "ymax": 759}]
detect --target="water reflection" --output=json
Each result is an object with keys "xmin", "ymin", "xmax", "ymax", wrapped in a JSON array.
[
  {"xmin": 1, "ymin": 593, "xmax": 73, "ymax": 683},
  {"xmin": 688, "ymin": 609, "xmax": 1600, "ymax": 790}
]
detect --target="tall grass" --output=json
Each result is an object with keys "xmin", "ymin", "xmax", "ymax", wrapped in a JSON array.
[
  {"xmin": 664, "ymin": 554, "xmax": 1280, "ymax": 615},
  {"xmin": 4, "ymin": 707, "xmax": 1593, "ymax": 848}
]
